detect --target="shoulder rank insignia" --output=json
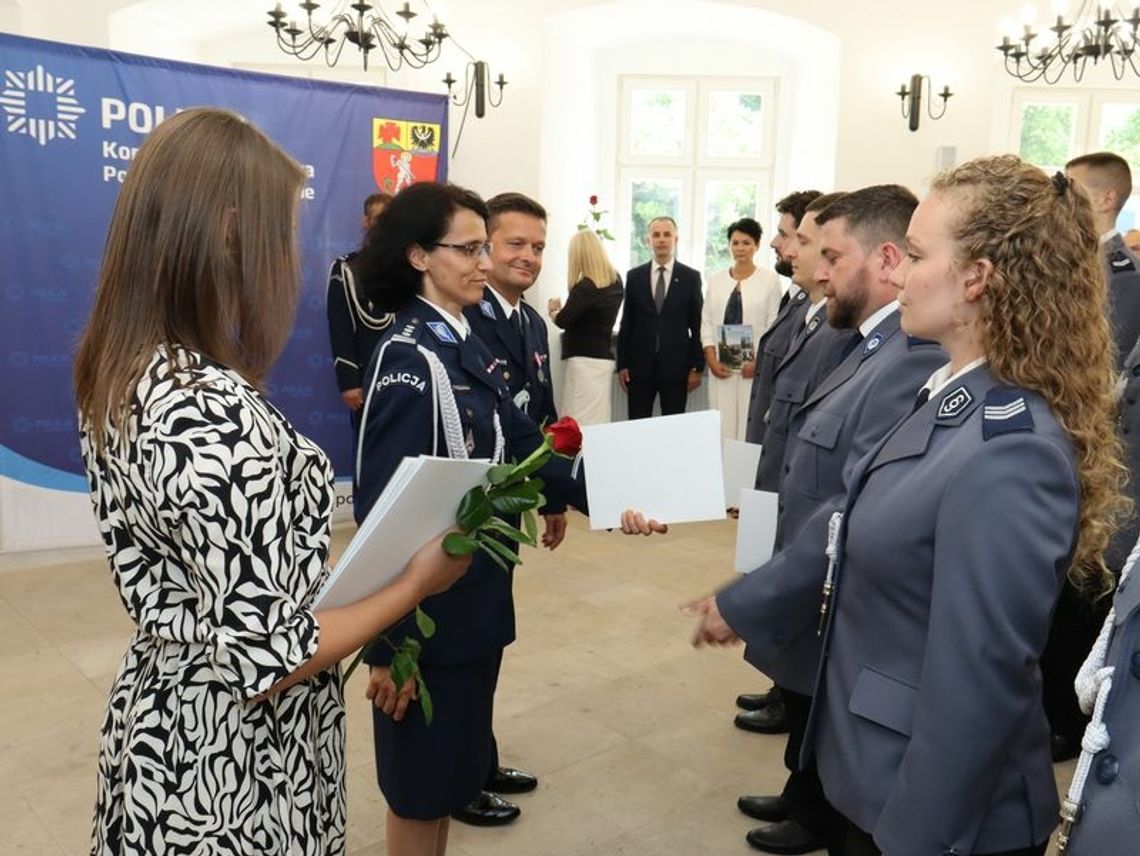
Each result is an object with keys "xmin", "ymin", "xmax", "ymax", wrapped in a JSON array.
[
  {"xmin": 861, "ymin": 332, "xmax": 885, "ymax": 358},
  {"xmin": 479, "ymin": 299, "xmax": 497, "ymax": 320},
  {"xmin": 426, "ymin": 321, "xmax": 457, "ymax": 344},
  {"xmin": 983, "ymin": 387, "xmax": 1034, "ymax": 440},
  {"xmin": 1110, "ymin": 251, "xmax": 1136, "ymax": 272},
  {"xmin": 936, "ymin": 385, "xmax": 973, "ymax": 420}
]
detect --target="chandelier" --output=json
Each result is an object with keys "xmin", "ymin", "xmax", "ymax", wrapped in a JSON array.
[
  {"xmin": 266, "ymin": 1, "xmax": 449, "ymax": 72},
  {"xmin": 996, "ymin": 2, "xmax": 1140, "ymax": 82}
]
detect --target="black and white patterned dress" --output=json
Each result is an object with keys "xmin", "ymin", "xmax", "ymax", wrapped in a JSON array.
[{"xmin": 81, "ymin": 346, "xmax": 344, "ymax": 855}]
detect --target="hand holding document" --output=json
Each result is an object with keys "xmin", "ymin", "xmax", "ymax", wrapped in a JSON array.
[
  {"xmin": 314, "ymin": 457, "xmax": 491, "ymax": 610},
  {"xmin": 581, "ymin": 410, "xmax": 725, "ymax": 529}
]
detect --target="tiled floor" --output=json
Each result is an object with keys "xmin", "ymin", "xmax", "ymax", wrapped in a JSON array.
[{"xmin": 0, "ymin": 516, "xmax": 1074, "ymax": 855}]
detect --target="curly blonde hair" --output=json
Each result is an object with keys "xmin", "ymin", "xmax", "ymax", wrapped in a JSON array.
[{"xmin": 932, "ymin": 154, "xmax": 1128, "ymax": 592}]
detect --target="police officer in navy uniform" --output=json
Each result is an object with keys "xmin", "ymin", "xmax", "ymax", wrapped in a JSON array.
[
  {"xmin": 691, "ymin": 157, "xmax": 1124, "ymax": 856},
  {"xmin": 735, "ymin": 190, "xmax": 823, "ymax": 736},
  {"xmin": 460, "ymin": 191, "xmax": 561, "ymax": 824},
  {"xmin": 724, "ymin": 185, "xmax": 945, "ymax": 855},
  {"xmin": 326, "ymin": 192, "xmax": 394, "ymax": 425},
  {"xmin": 354, "ymin": 183, "xmax": 590, "ymax": 854}
]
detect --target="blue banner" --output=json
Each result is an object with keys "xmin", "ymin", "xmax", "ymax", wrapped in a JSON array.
[{"xmin": 0, "ymin": 33, "xmax": 448, "ymax": 492}]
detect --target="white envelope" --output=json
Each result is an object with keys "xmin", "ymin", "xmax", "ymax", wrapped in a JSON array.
[
  {"xmin": 734, "ymin": 488, "xmax": 780, "ymax": 573},
  {"xmin": 314, "ymin": 456, "xmax": 491, "ymax": 610},
  {"xmin": 722, "ymin": 438, "xmax": 763, "ymax": 507},
  {"xmin": 581, "ymin": 410, "xmax": 725, "ymax": 529}
]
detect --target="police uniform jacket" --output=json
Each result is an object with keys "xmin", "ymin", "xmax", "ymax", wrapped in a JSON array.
[
  {"xmin": 725, "ymin": 307, "xmax": 944, "ymax": 693},
  {"xmin": 1065, "ymin": 551, "xmax": 1140, "ymax": 854},
  {"xmin": 326, "ymin": 253, "xmax": 393, "ymax": 392},
  {"xmin": 463, "ymin": 287, "xmax": 557, "ymax": 427},
  {"xmin": 725, "ymin": 365, "xmax": 1077, "ymax": 854},
  {"xmin": 745, "ymin": 289, "xmax": 810, "ymax": 444},
  {"xmin": 616, "ymin": 260, "xmax": 704, "ymax": 381},
  {"xmin": 1108, "ymin": 336, "xmax": 1140, "ymax": 572},
  {"xmin": 355, "ymin": 301, "xmax": 586, "ymax": 668},
  {"xmin": 754, "ymin": 305, "xmax": 857, "ymax": 492}
]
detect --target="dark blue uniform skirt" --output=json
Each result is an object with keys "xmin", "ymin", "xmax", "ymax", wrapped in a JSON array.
[{"xmin": 372, "ymin": 652, "xmax": 499, "ymax": 820}]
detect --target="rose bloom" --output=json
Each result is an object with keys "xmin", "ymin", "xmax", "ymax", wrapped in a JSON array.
[
  {"xmin": 589, "ymin": 195, "xmax": 598, "ymax": 205},
  {"xmin": 543, "ymin": 416, "xmax": 582, "ymax": 456}
]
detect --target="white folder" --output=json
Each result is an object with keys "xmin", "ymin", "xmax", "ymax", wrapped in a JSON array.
[
  {"xmin": 722, "ymin": 438, "xmax": 763, "ymax": 507},
  {"xmin": 314, "ymin": 456, "xmax": 491, "ymax": 610},
  {"xmin": 734, "ymin": 488, "xmax": 780, "ymax": 574},
  {"xmin": 581, "ymin": 410, "xmax": 725, "ymax": 529}
]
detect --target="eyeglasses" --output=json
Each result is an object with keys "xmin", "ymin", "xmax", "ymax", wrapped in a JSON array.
[{"xmin": 430, "ymin": 241, "xmax": 491, "ymax": 259}]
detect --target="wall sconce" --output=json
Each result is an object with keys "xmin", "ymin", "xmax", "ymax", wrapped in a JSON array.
[{"xmin": 896, "ymin": 74, "xmax": 953, "ymax": 132}]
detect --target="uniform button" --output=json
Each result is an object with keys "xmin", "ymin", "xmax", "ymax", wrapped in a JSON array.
[
  {"xmin": 1131, "ymin": 650, "xmax": 1140, "ymax": 680},
  {"xmin": 503, "ymin": 371, "xmax": 511, "ymax": 380},
  {"xmin": 810, "ymin": 427, "xmax": 819, "ymax": 436},
  {"xmin": 1096, "ymin": 754, "xmax": 1120, "ymax": 785},
  {"xmin": 465, "ymin": 409, "xmax": 474, "ymax": 418}
]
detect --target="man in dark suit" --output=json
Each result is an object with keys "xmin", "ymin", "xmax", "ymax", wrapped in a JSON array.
[
  {"xmin": 459, "ymin": 192, "xmax": 564, "ymax": 827},
  {"xmin": 617, "ymin": 216, "xmax": 704, "ymax": 418}
]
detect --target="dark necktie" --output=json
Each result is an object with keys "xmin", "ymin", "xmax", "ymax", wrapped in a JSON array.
[
  {"xmin": 912, "ymin": 387, "xmax": 931, "ymax": 413},
  {"xmin": 511, "ymin": 308, "xmax": 525, "ymax": 341},
  {"xmin": 654, "ymin": 266, "xmax": 667, "ymax": 311},
  {"xmin": 778, "ymin": 290, "xmax": 791, "ymax": 311},
  {"xmin": 841, "ymin": 331, "xmax": 864, "ymax": 360}
]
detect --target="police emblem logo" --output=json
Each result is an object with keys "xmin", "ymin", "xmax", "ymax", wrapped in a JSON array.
[
  {"xmin": 426, "ymin": 321, "xmax": 457, "ymax": 344},
  {"xmin": 479, "ymin": 299, "xmax": 496, "ymax": 320},
  {"xmin": 862, "ymin": 332, "xmax": 884, "ymax": 357},
  {"xmin": 936, "ymin": 385, "xmax": 974, "ymax": 420},
  {"xmin": 808, "ymin": 316, "xmax": 820, "ymax": 332}
]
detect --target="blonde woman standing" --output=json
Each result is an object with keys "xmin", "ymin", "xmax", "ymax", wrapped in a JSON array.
[
  {"xmin": 548, "ymin": 229, "xmax": 624, "ymax": 425},
  {"xmin": 700, "ymin": 218, "xmax": 781, "ymax": 440}
]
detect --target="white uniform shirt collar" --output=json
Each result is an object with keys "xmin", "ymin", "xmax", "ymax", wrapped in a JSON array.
[
  {"xmin": 805, "ymin": 296, "xmax": 827, "ymax": 324},
  {"xmin": 923, "ymin": 357, "xmax": 987, "ymax": 398},
  {"xmin": 416, "ymin": 295, "xmax": 469, "ymax": 340},
  {"xmin": 487, "ymin": 283, "xmax": 521, "ymax": 317},
  {"xmin": 1100, "ymin": 228, "xmax": 1120, "ymax": 245},
  {"xmin": 858, "ymin": 299, "xmax": 900, "ymax": 338}
]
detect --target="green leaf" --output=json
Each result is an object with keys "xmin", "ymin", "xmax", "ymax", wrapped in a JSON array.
[
  {"xmin": 390, "ymin": 651, "xmax": 413, "ymax": 690},
  {"xmin": 478, "ymin": 531, "xmax": 522, "ymax": 567},
  {"xmin": 490, "ymin": 493, "xmax": 539, "ymax": 516},
  {"xmin": 591, "ymin": 211, "xmax": 602, "ymax": 222},
  {"xmin": 416, "ymin": 673, "xmax": 434, "ymax": 726},
  {"xmin": 598, "ymin": 228, "xmax": 615, "ymax": 241},
  {"xmin": 456, "ymin": 488, "xmax": 494, "ymax": 531},
  {"xmin": 576, "ymin": 223, "xmax": 588, "ymax": 231},
  {"xmin": 485, "ymin": 516, "xmax": 534, "ymax": 546},
  {"xmin": 534, "ymin": 493, "xmax": 547, "ymax": 509},
  {"xmin": 522, "ymin": 509, "xmax": 538, "ymax": 542},
  {"xmin": 442, "ymin": 531, "xmax": 481, "ymax": 556},
  {"xmin": 495, "ymin": 478, "xmax": 543, "ymax": 501},
  {"xmin": 487, "ymin": 463, "xmax": 516, "ymax": 485},
  {"xmin": 415, "ymin": 606, "xmax": 436, "ymax": 639},
  {"xmin": 400, "ymin": 636, "xmax": 422, "ymax": 659}
]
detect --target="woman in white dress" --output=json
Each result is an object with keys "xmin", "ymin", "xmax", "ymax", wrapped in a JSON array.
[
  {"xmin": 700, "ymin": 218, "xmax": 781, "ymax": 440},
  {"xmin": 549, "ymin": 229, "xmax": 624, "ymax": 425}
]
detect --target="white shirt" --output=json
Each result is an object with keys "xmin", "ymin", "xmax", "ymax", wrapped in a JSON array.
[
  {"xmin": 416, "ymin": 295, "xmax": 469, "ymax": 340},
  {"xmin": 923, "ymin": 357, "xmax": 987, "ymax": 398},
  {"xmin": 486, "ymin": 283, "xmax": 521, "ymax": 317},
  {"xmin": 1100, "ymin": 228, "xmax": 1120, "ymax": 245},
  {"xmin": 859, "ymin": 300, "xmax": 900, "ymax": 338},
  {"xmin": 805, "ymin": 295, "xmax": 827, "ymax": 325}
]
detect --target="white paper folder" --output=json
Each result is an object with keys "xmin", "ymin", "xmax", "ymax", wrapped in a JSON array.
[
  {"xmin": 722, "ymin": 439, "xmax": 763, "ymax": 508},
  {"xmin": 314, "ymin": 456, "xmax": 491, "ymax": 610},
  {"xmin": 734, "ymin": 488, "xmax": 780, "ymax": 573},
  {"xmin": 581, "ymin": 410, "xmax": 725, "ymax": 529}
]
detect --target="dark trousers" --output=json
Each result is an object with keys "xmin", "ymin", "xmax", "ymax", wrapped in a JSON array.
[
  {"xmin": 781, "ymin": 687, "xmax": 844, "ymax": 845},
  {"xmin": 485, "ymin": 647, "xmax": 504, "ymax": 785},
  {"xmin": 840, "ymin": 821, "xmax": 1046, "ymax": 856},
  {"xmin": 627, "ymin": 364, "xmax": 688, "ymax": 419},
  {"xmin": 1041, "ymin": 579, "xmax": 1109, "ymax": 739}
]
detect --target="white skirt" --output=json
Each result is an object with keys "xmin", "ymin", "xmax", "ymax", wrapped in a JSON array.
[{"xmin": 561, "ymin": 356, "xmax": 615, "ymax": 426}]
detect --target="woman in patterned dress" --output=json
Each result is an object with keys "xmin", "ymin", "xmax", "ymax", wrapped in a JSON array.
[{"xmin": 73, "ymin": 108, "xmax": 469, "ymax": 855}]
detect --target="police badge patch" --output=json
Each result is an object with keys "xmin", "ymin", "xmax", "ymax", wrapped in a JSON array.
[
  {"xmin": 426, "ymin": 321, "xmax": 457, "ymax": 344},
  {"xmin": 936, "ymin": 385, "xmax": 973, "ymax": 420},
  {"xmin": 479, "ymin": 299, "xmax": 497, "ymax": 320}
]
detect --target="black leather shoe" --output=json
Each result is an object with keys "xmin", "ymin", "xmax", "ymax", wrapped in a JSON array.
[
  {"xmin": 745, "ymin": 820, "xmax": 824, "ymax": 854},
  {"xmin": 450, "ymin": 792, "xmax": 521, "ymax": 827},
  {"xmin": 737, "ymin": 794, "xmax": 791, "ymax": 823},
  {"xmin": 735, "ymin": 702, "xmax": 790, "ymax": 734},
  {"xmin": 736, "ymin": 689, "xmax": 778, "ymax": 711},
  {"xmin": 1051, "ymin": 731, "xmax": 1081, "ymax": 763},
  {"xmin": 486, "ymin": 766, "xmax": 538, "ymax": 794}
]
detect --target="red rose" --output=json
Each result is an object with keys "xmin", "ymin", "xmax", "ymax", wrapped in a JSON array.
[
  {"xmin": 589, "ymin": 194, "xmax": 598, "ymax": 206},
  {"xmin": 544, "ymin": 416, "xmax": 582, "ymax": 456}
]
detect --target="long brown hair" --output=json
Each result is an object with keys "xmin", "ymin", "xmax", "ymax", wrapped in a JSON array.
[
  {"xmin": 75, "ymin": 108, "xmax": 306, "ymax": 447},
  {"xmin": 932, "ymin": 154, "xmax": 1128, "ymax": 591}
]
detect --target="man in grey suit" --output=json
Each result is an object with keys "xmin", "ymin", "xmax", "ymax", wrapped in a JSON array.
[
  {"xmin": 704, "ymin": 186, "xmax": 945, "ymax": 855},
  {"xmin": 735, "ymin": 190, "xmax": 822, "ymax": 735}
]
